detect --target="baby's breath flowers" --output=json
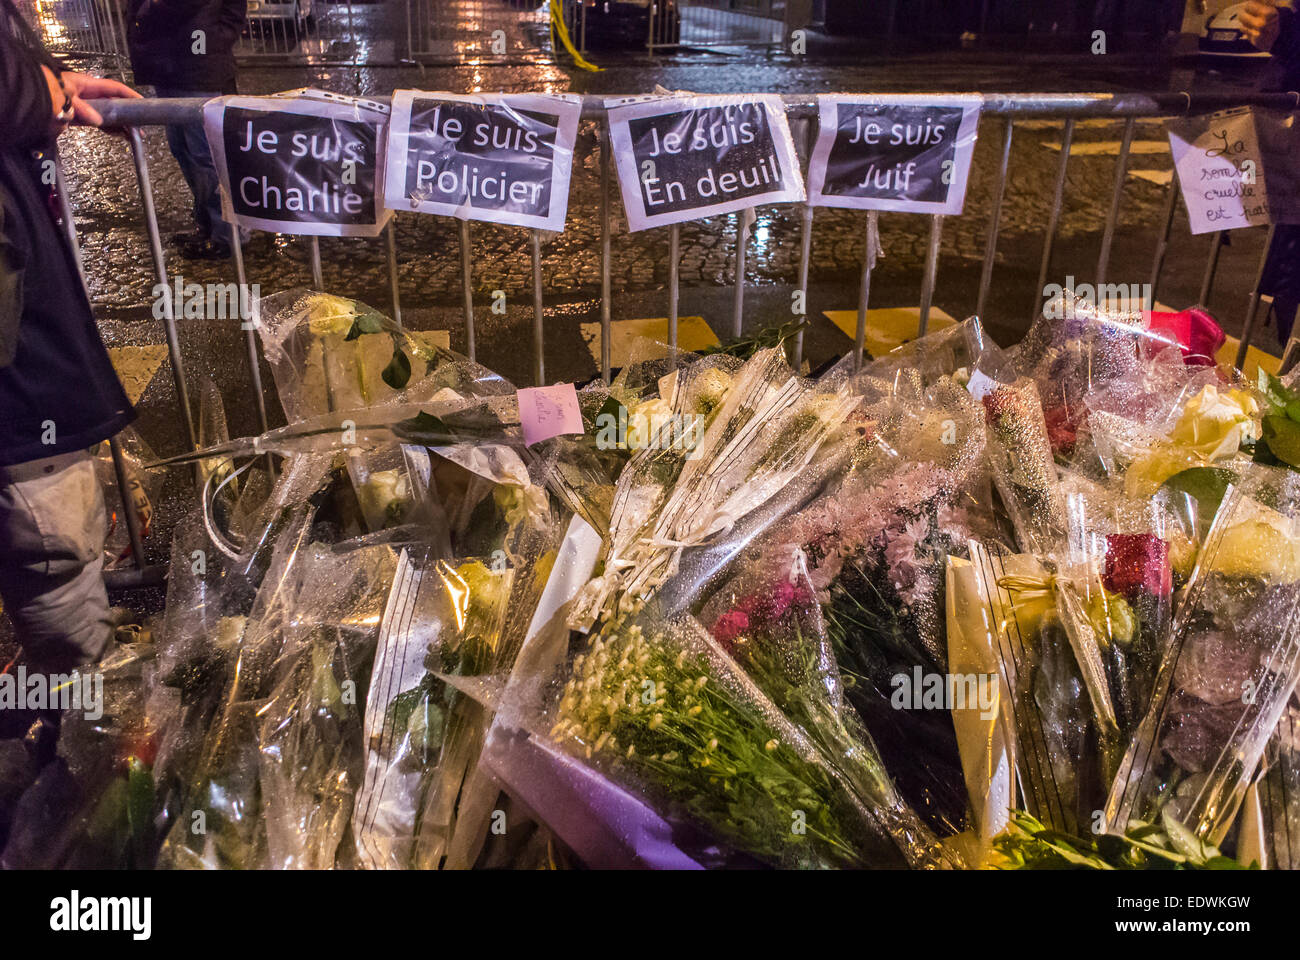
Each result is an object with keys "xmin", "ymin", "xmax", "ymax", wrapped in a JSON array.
[{"xmin": 549, "ymin": 617, "xmax": 896, "ymax": 869}]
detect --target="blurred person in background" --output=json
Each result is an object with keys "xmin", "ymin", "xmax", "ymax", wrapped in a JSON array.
[
  {"xmin": 126, "ymin": 0, "xmax": 248, "ymax": 260},
  {"xmin": 0, "ymin": 1, "xmax": 138, "ymax": 700},
  {"xmin": 1241, "ymin": 1, "xmax": 1300, "ymax": 344}
]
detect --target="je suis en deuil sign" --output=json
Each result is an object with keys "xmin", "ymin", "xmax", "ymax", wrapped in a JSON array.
[{"xmin": 606, "ymin": 94, "xmax": 804, "ymax": 232}]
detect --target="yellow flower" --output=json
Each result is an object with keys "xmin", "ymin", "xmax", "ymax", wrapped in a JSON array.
[
  {"xmin": 1125, "ymin": 386, "xmax": 1259, "ymax": 497},
  {"xmin": 305, "ymin": 294, "xmax": 357, "ymax": 336},
  {"xmin": 1166, "ymin": 385, "xmax": 1258, "ymax": 460},
  {"xmin": 1206, "ymin": 509, "xmax": 1300, "ymax": 582}
]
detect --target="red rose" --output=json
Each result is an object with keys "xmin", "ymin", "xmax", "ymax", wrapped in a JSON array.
[
  {"xmin": 1145, "ymin": 309, "xmax": 1225, "ymax": 367},
  {"xmin": 1103, "ymin": 533, "xmax": 1172, "ymax": 597},
  {"xmin": 1044, "ymin": 405, "xmax": 1080, "ymax": 456},
  {"xmin": 710, "ymin": 610, "xmax": 750, "ymax": 650}
]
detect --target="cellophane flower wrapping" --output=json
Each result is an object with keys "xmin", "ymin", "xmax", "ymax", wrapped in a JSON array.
[
  {"xmin": 1106, "ymin": 467, "xmax": 1300, "ymax": 844},
  {"xmin": 1253, "ymin": 705, "xmax": 1300, "ymax": 868}
]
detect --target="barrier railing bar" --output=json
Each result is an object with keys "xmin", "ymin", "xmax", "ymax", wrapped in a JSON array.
[
  {"xmin": 1149, "ymin": 175, "xmax": 1181, "ymax": 305},
  {"xmin": 1199, "ymin": 231, "xmax": 1224, "ymax": 307},
  {"xmin": 125, "ymin": 128, "xmax": 198, "ymax": 452},
  {"xmin": 386, "ymin": 220, "xmax": 403, "ymax": 327},
  {"xmin": 668, "ymin": 222, "xmax": 680, "ymax": 353},
  {"xmin": 1237, "ymin": 224, "xmax": 1278, "ymax": 372},
  {"xmin": 1096, "ymin": 115, "xmax": 1136, "ymax": 288},
  {"xmin": 853, "ymin": 210, "xmax": 878, "ymax": 371},
  {"xmin": 88, "ymin": 92, "xmax": 1300, "ymax": 128},
  {"xmin": 459, "ymin": 219, "xmax": 476, "ymax": 362},
  {"xmin": 976, "ymin": 117, "xmax": 1014, "ymax": 323},
  {"xmin": 599, "ymin": 125, "xmax": 612, "ymax": 384},
  {"xmin": 918, "ymin": 214, "xmax": 943, "ymax": 337},
  {"xmin": 1034, "ymin": 117, "xmax": 1075, "ymax": 321},
  {"xmin": 530, "ymin": 229, "xmax": 545, "ymax": 385}
]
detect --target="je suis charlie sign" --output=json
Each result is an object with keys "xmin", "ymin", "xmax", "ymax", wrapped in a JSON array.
[
  {"xmin": 203, "ymin": 89, "xmax": 392, "ymax": 237},
  {"xmin": 384, "ymin": 91, "xmax": 582, "ymax": 232},
  {"xmin": 606, "ymin": 94, "xmax": 804, "ymax": 232},
  {"xmin": 807, "ymin": 95, "xmax": 982, "ymax": 215}
]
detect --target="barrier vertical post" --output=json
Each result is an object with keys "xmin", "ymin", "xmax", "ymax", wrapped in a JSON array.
[
  {"xmin": 976, "ymin": 117, "xmax": 1014, "ymax": 322},
  {"xmin": 54, "ymin": 159, "xmax": 147, "ymax": 571},
  {"xmin": 1096, "ymin": 116, "xmax": 1136, "ymax": 288},
  {"xmin": 668, "ymin": 222, "xmax": 680, "ymax": 353},
  {"xmin": 125, "ymin": 128, "xmax": 198, "ymax": 450},
  {"xmin": 228, "ymin": 235, "xmax": 270, "ymax": 436},
  {"xmin": 1236, "ymin": 224, "xmax": 1277, "ymax": 372},
  {"xmin": 531, "ymin": 229, "xmax": 545, "ymax": 385},
  {"xmin": 1034, "ymin": 117, "xmax": 1075, "ymax": 320},
  {"xmin": 918, "ymin": 214, "xmax": 943, "ymax": 337},
  {"xmin": 732, "ymin": 209, "xmax": 750, "ymax": 338},
  {"xmin": 853, "ymin": 210, "xmax": 879, "ymax": 370},
  {"xmin": 386, "ymin": 219, "xmax": 403, "ymax": 328},
  {"xmin": 460, "ymin": 219, "xmax": 476, "ymax": 361},
  {"xmin": 309, "ymin": 236, "xmax": 325, "ymax": 288},
  {"xmin": 1199, "ymin": 231, "xmax": 1224, "ymax": 307},
  {"xmin": 599, "ymin": 123, "xmax": 613, "ymax": 384},
  {"xmin": 1149, "ymin": 175, "xmax": 1181, "ymax": 305}
]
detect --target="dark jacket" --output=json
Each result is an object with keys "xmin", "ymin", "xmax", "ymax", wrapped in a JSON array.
[
  {"xmin": 0, "ymin": 3, "xmax": 135, "ymax": 466},
  {"xmin": 126, "ymin": 0, "xmax": 245, "ymax": 92},
  {"xmin": 1265, "ymin": 6, "xmax": 1300, "ymax": 93}
]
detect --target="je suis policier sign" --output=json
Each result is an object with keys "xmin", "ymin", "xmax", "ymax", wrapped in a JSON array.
[
  {"xmin": 203, "ymin": 89, "xmax": 392, "ymax": 237},
  {"xmin": 807, "ymin": 95, "xmax": 982, "ymax": 215},
  {"xmin": 384, "ymin": 91, "xmax": 581, "ymax": 232},
  {"xmin": 606, "ymin": 94, "xmax": 804, "ymax": 232}
]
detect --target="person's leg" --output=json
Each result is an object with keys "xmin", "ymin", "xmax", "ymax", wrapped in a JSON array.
[
  {"xmin": 0, "ymin": 452, "xmax": 112, "ymax": 674},
  {"xmin": 155, "ymin": 87, "xmax": 246, "ymax": 247}
]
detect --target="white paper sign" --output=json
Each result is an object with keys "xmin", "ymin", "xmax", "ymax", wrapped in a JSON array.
[
  {"xmin": 606, "ymin": 94, "xmax": 805, "ymax": 232},
  {"xmin": 807, "ymin": 95, "xmax": 982, "ymax": 215},
  {"xmin": 384, "ymin": 91, "xmax": 581, "ymax": 231},
  {"xmin": 203, "ymin": 89, "xmax": 392, "ymax": 238},
  {"xmin": 1168, "ymin": 107, "xmax": 1270, "ymax": 235}
]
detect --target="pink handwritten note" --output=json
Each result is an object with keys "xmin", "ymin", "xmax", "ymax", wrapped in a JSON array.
[{"xmin": 517, "ymin": 383, "xmax": 584, "ymax": 447}]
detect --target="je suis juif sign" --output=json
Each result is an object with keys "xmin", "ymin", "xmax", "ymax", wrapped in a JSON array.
[
  {"xmin": 203, "ymin": 89, "xmax": 392, "ymax": 237},
  {"xmin": 807, "ymin": 95, "xmax": 982, "ymax": 215}
]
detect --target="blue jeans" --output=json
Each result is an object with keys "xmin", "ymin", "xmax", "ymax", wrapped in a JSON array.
[{"xmin": 154, "ymin": 87, "xmax": 246, "ymax": 246}]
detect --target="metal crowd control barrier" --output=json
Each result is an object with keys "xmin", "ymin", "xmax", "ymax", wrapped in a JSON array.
[{"xmin": 76, "ymin": 89, "xmax": 1300, "ymax": 584}]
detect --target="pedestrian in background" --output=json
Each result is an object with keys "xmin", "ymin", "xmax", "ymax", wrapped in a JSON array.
[
  {"xmin": 0, "ymin": 0, "xmax": 139, "ymax": 676},
  {"xmin": 126, "ymin": 0, "xmax": 248, "ymax": 260},
  {"xmin": 1240, "ymin": 1, "xmax": 1300, "ymax": 344}
]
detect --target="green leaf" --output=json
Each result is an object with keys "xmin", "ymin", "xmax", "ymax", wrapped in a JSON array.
[
  {"xmin": 1287, "ymin": 399, "xmax": 1300, "ymax": 424},
  {"xmin": 1160, "ymin": 807, "xmax": 1213, "ymax": 862},
  {"xmin": 344, "ymin": 309, "xmax": 386, "ymax": 341},
  {"xmin": 381, "ymin": 340, "xmax": 412, "ymax": 389},
  {"xmin": 1259, "ymin": 369, "xmax": 1292, "ymax": 414},
  {"xmin": 1263, "ymin": 413, "xmax": 1300, "ymax": 468},
  {"xmin": 392, "ymin": 410, "xmax": 455, "ymax": 444},
  {"xmin": 1156, "ymin": 466, "xmax": 1238, "ymax": 539}
]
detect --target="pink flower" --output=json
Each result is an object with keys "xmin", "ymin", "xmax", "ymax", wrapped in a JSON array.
[{"xmin": 711, "ymin": 610, "xmax": 750, "ymax": 650}]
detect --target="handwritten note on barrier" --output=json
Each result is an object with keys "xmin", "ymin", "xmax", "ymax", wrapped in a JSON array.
[
  {"xmin": 1168, "ymin": 107, "xmax": 1270, "ymax": 235},
  {"xmin": 518, "ymin": 383, "xmax": 584, "ymax": 447},
  {"xmin": 607, "ymin": 94, "xmax": 804, "ymax": 232}
]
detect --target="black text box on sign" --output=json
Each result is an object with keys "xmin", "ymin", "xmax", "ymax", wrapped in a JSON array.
[
  {"xmin": 822, "ymin": 103, "xmax": 965, "ymax": 205},
  {"xmin": 626, "ymin": 103, "xmax": 786, "ymax": 218},
  {"xmin": 222, "ymin": 106, "xmax": 379, "ymax": 226},
  {"xmin": 402, "ymin": 99, "xmax": 560, "ymax": 219}
]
